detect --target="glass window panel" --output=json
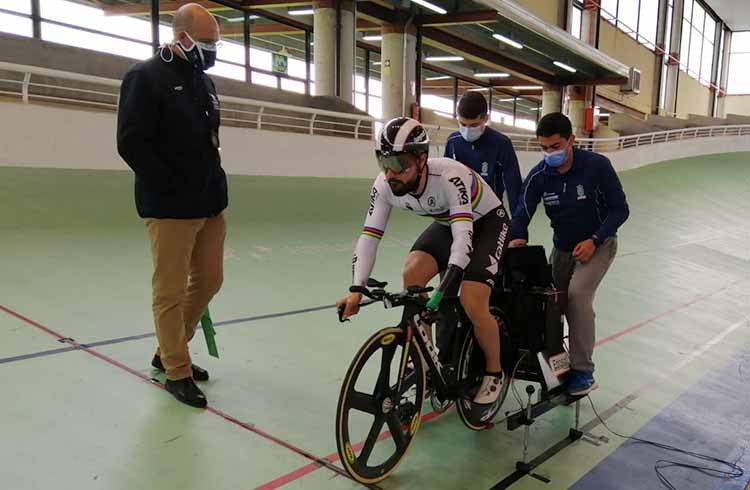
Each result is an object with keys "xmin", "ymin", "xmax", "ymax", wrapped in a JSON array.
[
  {"xmin": 0, "ymin": 12, "xmax": 32, "ymax": 37},
  {"xmin": 705, "ymin": 18, "xmax": 716, "ymax": 43},
  {"xmin": 692, "ymin": 3, "xmax": 705, "ymax": 31},
  {"xmin": 601, "ymin": 0, "xmax": 618, "ymax": 21},
  {"xmin": 280, "ymin": 78, "xmax": 305, "ymax": 94},
  {"xmin": 680, "ymin": 19, "xmax": 691, "ymax": 69},
  {"xmin": 731, "ymin": 32, "xmax": 750, "ymax": 53},
  {"xmin": 41, "ymin": 0, "xmax": 152, "ymax": 43},
  {"xmin": 206, "ymin": 61, "xmax": 245, "ymax": 81},
  {"xmin": 41, "ymin": 21, "xmax": 152, "ymax": 59},
  {"xmin": 571, "ymin": 6, "xmax": 582, "ymax": 39},
  {"xmin": 252, "ymin": 71, "xmax": 278, "ymax": 88},
  {"xmin": 3, "ymin": 0, "xmax": 31, "ymax": 15},
  {"xmin": 617, "ymin": 0, "xmax": 639, "ymax": 35},
  {"xmin": 689, "ymin": 26, "xmax": 702, "ymax": 74},
  {"xmin": 701, "ymin": 37, "xmax": 713, "ymax": 81},
  {"xmin": 638, "ymin": 0, "xmax": 658, "ymax": 45},
  {"xmin": 727, "ymin": 53, "xmax": 750, "ymax": 93},
  {"xmin": 683, "ymin": 0, "xmax": 693, "ymax": 22}
]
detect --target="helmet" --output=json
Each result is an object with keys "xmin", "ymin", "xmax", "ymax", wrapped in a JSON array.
[{"xmin": 375, "ymin": 117, "xmax": 430, "ymax": 173}]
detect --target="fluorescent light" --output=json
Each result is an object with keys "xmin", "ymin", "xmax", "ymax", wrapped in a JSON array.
[
  {"xmin": 499, "ymin": 98, "xmax": 516, "ymax": 102},
  {"xmin": 372, "ymin": 62, "xmax": 382, "ymax": 66},
  {"xmin": 434, "ymin": 111, "xmax": 454, "ymax": 119},
  {"xmin": 411, "ymin": 0, "xmax": 448, "ymax": 15},
  {"xmin": 228, "ymin": 15, "xmax": 259, "ymax": 22},
  {"xmin": 512, "ymin": 85, "xmax": 543, "ymax": 90},
  {"xmin": 493, "ymin": 33, "xmax": 523, "ymax": 49},
  {"xmin": 468, "ymin": 88, "xmax": 489, "ymax": 92},
  {"xmin": 425, "ymin": 76, "xmax": 451, "ymax": 81},
  {"xmin": 553, "ymin": 61, "xmax": 577, "ymax": 73},
  {"xmin": 424, "ymin": 56, "xmax": 464, "ymax": 62},
  {"xmin": 289, "ymin": 8, "xmax": 314, "ymax": 16},
  {"xmin": 362, "ymin": 35, "xmax": 383, "ymax": 41},
  {"xmin": 475, "ymin": 72, "xmax": 510, "ymax": 78}
]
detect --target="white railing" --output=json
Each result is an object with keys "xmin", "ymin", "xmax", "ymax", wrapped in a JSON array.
[
  {"xmin": 0, "ymin": 61, "xmax": 377, "ymax": 140},
  {"xmin": 1, "ymin": 62, "xmax": 749, "ymax": 151}
]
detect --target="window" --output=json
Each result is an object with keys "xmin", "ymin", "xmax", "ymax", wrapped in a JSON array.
[
  {"xmin": 0, "ymin": 0, "xmax": 33, "ymax": 38},
  {"xmin": 727, "ymin": 32, "xmax": 750, "ymax": 94},
  {"xmin": 571, "ymin": 5, "xmax": 582, "ymax": 40},
  {"xmin": 679, "ymin": 0, "xmax": 718, "ymax": 84},
  {"xmin": 597, "ymin": 0, "xmax": 659, "ymax": 49}
]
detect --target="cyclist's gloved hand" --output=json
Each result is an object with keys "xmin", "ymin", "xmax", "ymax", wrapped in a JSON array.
[
  {"xmin": 337, "ymin": 292, "xmax": 362, "ymax": 321},
  {"xmin": 427, "ymin": 264, "xmax": 464, "ymax": 311}
]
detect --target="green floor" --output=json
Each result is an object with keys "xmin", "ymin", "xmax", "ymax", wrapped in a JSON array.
[{"xmin": 1, "ymin": 152, "xmax": 750, "ymax": 490}]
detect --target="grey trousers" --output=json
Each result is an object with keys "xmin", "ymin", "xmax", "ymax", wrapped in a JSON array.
[{"xmin": 551, "ymin": 238, "xmax": 617, "ymax": 374}]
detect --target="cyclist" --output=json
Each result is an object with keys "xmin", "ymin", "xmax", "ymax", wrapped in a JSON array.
[{"xmin": 337, "ymin": 117, "xmax": 510, "ymax": 424}]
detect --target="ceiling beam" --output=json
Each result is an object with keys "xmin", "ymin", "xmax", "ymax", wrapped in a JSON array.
[
  {"xmin": 102, "ymin": 1, "xmax": 227, "ymax": 16},
  {"xmin": 242, "ymin": 0, "xmax": 312, "ymax": 6},
  {"xmin": 418, "ymin": 10, "xmax": 498, "ymax": 26},
  {"xmin": 421, "ymin": 27, "xmax": 556, "ymax": 85}
]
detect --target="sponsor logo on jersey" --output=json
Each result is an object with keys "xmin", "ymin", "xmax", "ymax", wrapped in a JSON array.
[
  {"xmin": 449, "ymin": 176, "xmax": 469, "ymax": 205},
  {"xmin": 368, "ymin": 187, "xmax": 378, "ymax": 215}
]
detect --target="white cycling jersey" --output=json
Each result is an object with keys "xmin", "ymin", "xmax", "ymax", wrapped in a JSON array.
[{"xmin": 352, "ymin": 157, "xmax": 503, "ymax": 286}]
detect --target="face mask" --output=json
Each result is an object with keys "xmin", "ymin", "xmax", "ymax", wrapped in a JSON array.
[
  {"xmin": 459, "ymin": 124, "xmax": 485, "ymax": 143},
  {"xmin": 178, "ymin": 32, "xmax": 218, "ymax": 71},
  {"xmin": 544, "ymin": 149, "xmax": 568, "ymax": 167}
]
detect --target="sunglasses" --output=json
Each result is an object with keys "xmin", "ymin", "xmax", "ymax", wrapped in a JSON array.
[{"xmin": 375, "ymin": 152, "xmax": 419, "ymax": 174}]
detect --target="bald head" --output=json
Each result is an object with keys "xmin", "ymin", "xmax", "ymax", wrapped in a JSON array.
[{"xmin": 173, "ymin": 3, "xmax": 219, "ymax": 44}]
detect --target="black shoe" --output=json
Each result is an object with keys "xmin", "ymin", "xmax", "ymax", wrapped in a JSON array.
[
  {"xmin": 151, "ymin": 355, "xmax": 209, "ymax": 382},
  {"xmin": 164, "ymin": 377, "xmax": 208, "ymax": 408}
]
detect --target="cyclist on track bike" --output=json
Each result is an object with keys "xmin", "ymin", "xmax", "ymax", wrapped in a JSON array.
[{"xmin": 336, "ymin": 117, "xmax": 511, "ymax": 424}]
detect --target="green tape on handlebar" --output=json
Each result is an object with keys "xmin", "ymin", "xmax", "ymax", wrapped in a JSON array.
[
  {"xmin": 201, "ymin": 308, "xmax": 219, "ymax": 358},
  {"xmin": 426, "ymin": 291, "xmax": 443, "ymax": 311}
]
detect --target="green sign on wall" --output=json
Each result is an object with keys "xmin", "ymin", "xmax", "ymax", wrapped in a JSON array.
[{"xmin": 272, "ymin": 47, "xmax": 289, "ymax": 75}]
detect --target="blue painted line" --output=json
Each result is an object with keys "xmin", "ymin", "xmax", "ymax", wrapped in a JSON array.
[{"xmin": 0, "ymin": 304, "xmax": 335, "ymax": 366}]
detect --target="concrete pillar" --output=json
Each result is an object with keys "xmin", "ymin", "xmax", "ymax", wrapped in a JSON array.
[
  {"xmin": 652, "ymin": 0, "xmax": 669, "ymax": 114},
  {"xmin": 566, "ymin": 1, "xmax": 598, "ymax": 134},
  {"xmin": 313, "ymin": 0, "xmax": 355, "ymax": 103},
  {"xmin": 381, "ymin": 22, "xmax": 417, "ymax": 121},
  {"xmin": 567, "ymin": 85, "xmax": 588, "ymax": 136},
  {"xmin": 715, "ymin": 27, "xmax": 732, "ymax": 117},
  {"xmin": 542, "ymin": 85, "xmax": 563, "ymax": 116},
  {"xmin": 663, "ymin": 0, "xmax": 685, "ymax": 116}
]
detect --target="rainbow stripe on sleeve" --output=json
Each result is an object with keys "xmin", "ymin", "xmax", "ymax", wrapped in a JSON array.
[
  {"xmin": 448, "ymin": 213, "xmax": 473, "ymax": 223},
  {"xmin": 362, "ymin": 226, "xmax": 385, "ymax": 239}
]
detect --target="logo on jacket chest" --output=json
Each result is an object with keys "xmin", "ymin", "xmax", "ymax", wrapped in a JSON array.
[
  {"xmin": 576, "ymin": 184, "xmax": 587, "ymax": 200},
  {"xmin": 543, "ymin": 191, "xmax": 560, "ymax": 206},
  {"xmin": 481, "ymin": 161, "xmax": 489, "ymax": 177}
]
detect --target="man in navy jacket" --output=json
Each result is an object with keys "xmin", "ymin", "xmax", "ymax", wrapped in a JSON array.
[
  {"xmin": 444, "ymin": 91, "xmax": 522, "ymax": 212},
  {"xmin": 510, "ymin": 112, "xmax": 629, "ymax": 396}
]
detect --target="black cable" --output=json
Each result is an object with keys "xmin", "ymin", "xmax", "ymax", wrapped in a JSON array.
[{"xmin": 586, "ymin": 396, "xmax": 745, "ymax": 490}]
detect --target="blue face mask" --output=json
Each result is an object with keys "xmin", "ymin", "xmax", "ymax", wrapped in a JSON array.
[
  {"xmin": 459, "ymin": 124, "xmax": 485, "ymax": 143},
  {"xmin": 544, "ymin": 149, "xmax": 568, "ymax": 167}
]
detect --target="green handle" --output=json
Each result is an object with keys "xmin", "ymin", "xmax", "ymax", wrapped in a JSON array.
[
  {"xmin": 201, "ymin": 308, "xmax": 219, "ymax": 358},
  {"xmin": 426, "ymin": 291, "xmax": 444, "ymax": 311}
]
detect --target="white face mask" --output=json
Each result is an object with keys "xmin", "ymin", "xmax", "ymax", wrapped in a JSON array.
[{"xmin": 459, "ymin": 123, "xmax": 486, "ymax": 143}]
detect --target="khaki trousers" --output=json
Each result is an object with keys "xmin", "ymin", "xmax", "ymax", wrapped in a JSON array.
[{"xmin": 145, "ymin": 214, "xmax": 226, "ymax": 380}]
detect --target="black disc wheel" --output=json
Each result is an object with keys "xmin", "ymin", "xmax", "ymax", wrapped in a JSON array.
[{"xmin": 336, "ymin": 327, "xmax": 426, "ymax": 485}]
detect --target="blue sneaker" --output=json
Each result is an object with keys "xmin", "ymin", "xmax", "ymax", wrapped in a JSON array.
[{"xmin": 567, "ymin": 371, "xmax": 598, "ymax": 396}]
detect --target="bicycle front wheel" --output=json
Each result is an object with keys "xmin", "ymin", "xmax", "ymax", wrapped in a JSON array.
[{"xmin": 335, "ymin": 327, "xmax": 426, "ymax": 485}]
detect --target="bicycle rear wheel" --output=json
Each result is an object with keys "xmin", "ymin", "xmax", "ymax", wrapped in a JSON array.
[{"xmin": 335, "ymin": 327, "xmax": 426, "ymax": 485}]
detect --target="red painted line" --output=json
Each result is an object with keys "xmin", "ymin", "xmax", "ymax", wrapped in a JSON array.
[
  {"xmin": 254, "ymin": 278, "xmax": 747, "ymax": 490},
  {"xmin": 0, "ymin": 304, "xmax": 357, "ymax": 485},
  {"xmin": 255, "ymin": 410, "xmax": 445, "ymax": 490},
  {"xmin": 595, "ymin": 279, "xmax": 742, "ymax": 347}
]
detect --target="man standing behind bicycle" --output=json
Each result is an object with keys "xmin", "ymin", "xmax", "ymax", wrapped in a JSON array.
[
  {"xmin": 509, "ymin": 113, "xmax": 629, "ymax": 396},
  {"xmin": 337, "ymin": 117, "xmax": 510, "ymax": 425}
]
